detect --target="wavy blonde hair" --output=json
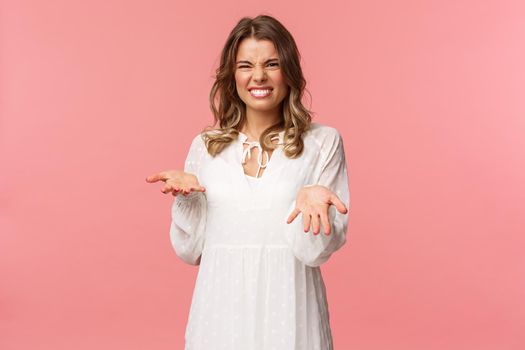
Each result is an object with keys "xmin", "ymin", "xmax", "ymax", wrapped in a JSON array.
[{"xmin": 201, "ymin": 14, "xmax": 314, "ymax": 158}]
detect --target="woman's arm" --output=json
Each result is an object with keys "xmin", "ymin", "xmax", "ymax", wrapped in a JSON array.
[
  {"xmin": 283, "ymin": 128, "xmax": 350, "ymax": 267},
  {"xmin": 169, "ymin": 134, "xmax": 208, "ymax": 266}
]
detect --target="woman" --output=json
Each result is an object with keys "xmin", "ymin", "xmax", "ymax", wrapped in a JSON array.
[{"xmin": 146, "ymin": 14, "xmax": 350, "ymax": 350}]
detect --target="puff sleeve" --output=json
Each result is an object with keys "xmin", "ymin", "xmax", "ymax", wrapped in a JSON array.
[
  {"xmin": 283, "ymin": 128, "xmax": 350, "ymax": 267},
  {"xmin": 169, "ymin": 134, "xmax": 208, "ymax": 266}
]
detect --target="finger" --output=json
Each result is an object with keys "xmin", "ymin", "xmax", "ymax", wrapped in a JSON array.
[
  {"xmin": 164, "ymin": 183, "xmax": 182, "ymax": 194},
  {"xmin": 145, "ymin": 172, "xmax": 168, "ymax": 183},
  {"xmin": 320, "ymin": 211, "xmax": 331, "ymax": 235},
  {"xmin": 329, "ymin": 194, "xmax": 348, "ymax": 214},
  {"xmin": 303, "ymin": 213, "xmax": 311, "ymax": 233},
  {"xmin": 183, "ymin": 187, "xmax": 194, "ymax": 196},
  {"xmin": 312, "ymin": 213, "xmax": 321, "ymax": 235},
  {"xmin": 161, "ymin": 184, "xmax": 173, "ymax": 194},
  {"xmin": 189, "ymin": 185, "xmax": 206, "ymax": 193},
  {"xmin": 286, "ymin": 208, "xmax": 300, "ymax": 224}
]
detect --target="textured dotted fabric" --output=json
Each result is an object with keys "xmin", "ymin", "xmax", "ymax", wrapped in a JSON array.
[{"xmin": 169, "ymin": 122, "xmax": 350, "ymax": 350}]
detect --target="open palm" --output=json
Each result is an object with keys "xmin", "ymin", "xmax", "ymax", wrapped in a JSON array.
[
  {"xmin": 145, "ymin": 170, "xmax": 206, "ymax": 197},
  {"xmin": 286, "ymin": 185, "xmax": 348, "ymax": 235}
]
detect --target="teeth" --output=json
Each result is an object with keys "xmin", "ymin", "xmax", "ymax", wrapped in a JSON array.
[{"xmin": 250, "ymin": 89, "xmax": 272, "ymax": 96}]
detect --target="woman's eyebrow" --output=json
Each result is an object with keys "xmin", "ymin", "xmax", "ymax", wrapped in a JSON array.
[{"xmin": 236, "ymin": 58, "xmax": 279, "ymax": 64}]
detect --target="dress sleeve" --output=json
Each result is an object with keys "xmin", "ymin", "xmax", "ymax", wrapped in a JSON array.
[
  {"xmin": 169, "ymin": 134, "xmax": 208, "ymax": 266},
  {"xmin": 283, "ymin": 128, "xmax": 350, "ymax": 267}
]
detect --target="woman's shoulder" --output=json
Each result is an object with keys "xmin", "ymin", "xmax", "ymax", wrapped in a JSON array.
[
  {"xmin": 188, "ymin": 132, "xmax": 206, "ymax": 149},
  {"xmin": 190, "ymin": 128, "xmax": 222, "ymax": 146},
  {"xmin": 306, "ymin": 122, "xmax": 343, "ymax": 147}
]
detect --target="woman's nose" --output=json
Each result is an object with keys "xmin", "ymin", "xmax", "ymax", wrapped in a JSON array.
[{"xmin": 252, "ymin": 65, "xmax": 267, "ymax": 81}]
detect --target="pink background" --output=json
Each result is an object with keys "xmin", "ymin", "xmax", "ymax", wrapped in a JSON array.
[{"xmin": 1, "ymin": 1, "xmax": 524, "ymax": 349}]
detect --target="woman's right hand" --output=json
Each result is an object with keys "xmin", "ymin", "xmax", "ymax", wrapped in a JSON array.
[{"xmin": 145, "ymin": 170, "xmax": 206, "ymax": 197}]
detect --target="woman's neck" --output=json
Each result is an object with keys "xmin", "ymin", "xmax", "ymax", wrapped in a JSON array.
[{"xmin": 241, "ymin": 110, "xmax": 281, "ymax": 140}]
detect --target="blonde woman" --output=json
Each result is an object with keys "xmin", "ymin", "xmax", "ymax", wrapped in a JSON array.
[{"xmin": 146, "ymin": 14, "xmax": 350, "ymax": 350}]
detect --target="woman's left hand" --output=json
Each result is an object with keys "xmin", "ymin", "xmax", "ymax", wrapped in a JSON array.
[{"xmin": 286, "ymin": 185, "xmax": 348, "ymax": 235}]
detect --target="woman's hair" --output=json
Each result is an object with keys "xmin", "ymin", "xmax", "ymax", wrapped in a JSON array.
[{"xmin": 201, "ymin": 14, "xmax": 314, "ymax": 158}]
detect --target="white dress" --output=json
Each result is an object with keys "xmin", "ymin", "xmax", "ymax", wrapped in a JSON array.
[{"xmin": 169, "ymin": 122, "xmax": 350, "ymax": 350}]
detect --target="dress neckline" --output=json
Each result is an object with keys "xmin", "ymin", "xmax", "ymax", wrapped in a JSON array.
[
  {"xmin": 245, "ymin": 173, "xmax": 262, "ymax": 180},
  {"xmin": 238, "ymin": 130, "xmax": 284, "ymax": 179},
  {"xmin": 238, "ymin": 130, "xmax": 285, "ymax": 146}
]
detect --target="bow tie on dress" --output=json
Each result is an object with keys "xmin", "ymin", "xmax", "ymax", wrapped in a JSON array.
[{"xmin": 241, "ymin": 135, "xmax": 281, "ymax": 179}]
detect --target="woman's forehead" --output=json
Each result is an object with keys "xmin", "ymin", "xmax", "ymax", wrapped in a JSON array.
[{"xmin": 236, "ymin": 38, "xmax": 278, "ymax": 60}]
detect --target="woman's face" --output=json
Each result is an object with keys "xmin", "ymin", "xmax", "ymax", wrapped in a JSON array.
[{"xmin": 234, "ymin": 38, "xmax": 288, "ymax": 115}]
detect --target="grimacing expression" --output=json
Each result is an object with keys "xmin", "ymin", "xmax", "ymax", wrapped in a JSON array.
[{"xmin": 234, "ymin": 38, "xmax": 289, "ymax": 114}]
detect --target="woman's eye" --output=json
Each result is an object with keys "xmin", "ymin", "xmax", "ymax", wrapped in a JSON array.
[{"xmin": 237, "ymin": 63, "xmax": 279, "ymax": 69}]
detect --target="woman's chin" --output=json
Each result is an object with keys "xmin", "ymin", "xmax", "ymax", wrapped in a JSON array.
[{"xmin": 247, "ymin": 104, "xmax": 278, "ymax": 113}]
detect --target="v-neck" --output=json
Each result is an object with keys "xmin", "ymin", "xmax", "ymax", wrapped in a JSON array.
[{"xmin": 236, "ymin": 130, "xmax": 285, "ymax": 193}]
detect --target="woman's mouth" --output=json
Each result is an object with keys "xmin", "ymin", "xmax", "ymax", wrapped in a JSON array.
[{"xmin": 249, "ymin": 89, "xmax": 273, "ymax": 98}]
